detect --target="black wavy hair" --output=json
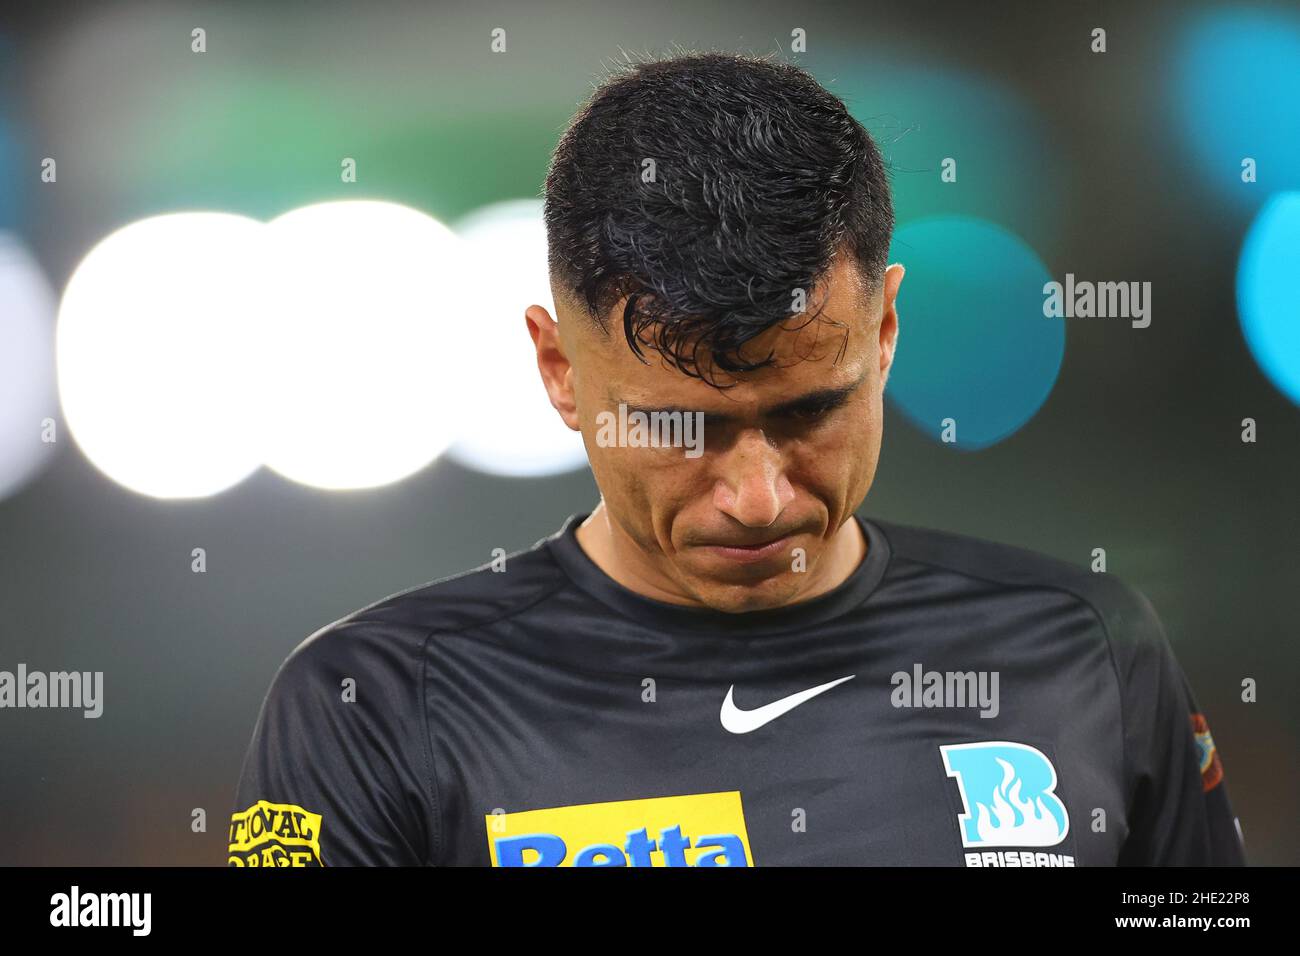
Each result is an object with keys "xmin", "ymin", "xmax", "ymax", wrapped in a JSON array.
[{"xmin": 543, "ymin": 50, "xmax": 894, "ymax": 387}]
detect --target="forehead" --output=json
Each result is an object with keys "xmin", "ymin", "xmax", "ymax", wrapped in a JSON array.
[{"xmin": 581, "ymin": 255, "xmax": 878, "ymax": 409}]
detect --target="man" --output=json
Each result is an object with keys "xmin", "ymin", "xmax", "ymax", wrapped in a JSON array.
[{"xmin": 228, "ymin": 52, "xmax": 1245, "ymax": 867}]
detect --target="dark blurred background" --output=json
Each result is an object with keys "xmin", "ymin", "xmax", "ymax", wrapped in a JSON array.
[{"xmin": 0, "ymin": 0, "xmax": 1297, "ymax": 865}]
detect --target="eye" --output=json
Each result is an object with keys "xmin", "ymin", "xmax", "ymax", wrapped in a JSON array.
[{"xmin": 787, "ymin": 403, "xmax": 835, "ymax": 423}]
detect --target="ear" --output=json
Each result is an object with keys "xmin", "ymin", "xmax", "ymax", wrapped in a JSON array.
[
  {"xmin": 878, "ymin": 263, "xmax": 904, "ymax": 387},
  {"xmin": 526, "ymin": 304, "xmax": 581, "ymax": 430}
]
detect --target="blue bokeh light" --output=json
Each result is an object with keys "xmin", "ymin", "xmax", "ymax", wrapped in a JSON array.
[
  {"xmin": 886, "ymin": 217, "xmax": 1063, "ymax": 450},
  {"xmin": 1237, "ymin": 192, "xmax": 1300, "ymax": 407},
  {"xmin": 1173, "ymin": 9, "xmax": 1300, "ymax": 205}
]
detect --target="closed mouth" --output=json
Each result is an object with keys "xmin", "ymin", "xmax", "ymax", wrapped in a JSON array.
[{"xmin": 699, "ymin": 534, "xmax": 794, "ymax": 562}]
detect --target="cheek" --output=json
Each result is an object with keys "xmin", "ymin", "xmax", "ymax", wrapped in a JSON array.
[
  {"xmin": 848, "ymin": 396, "xmax": 886, "ymax": 495},
  {"xmin": 584, "ymin": 445, "xmax": 687, "ymax": 521},
  {"xmin": 795, "ymin": 405, "xmax": 881, "ymax": 499},
  {"xmin": 584, "ymin": 443, "xmax": 638, "ymax": 504}
]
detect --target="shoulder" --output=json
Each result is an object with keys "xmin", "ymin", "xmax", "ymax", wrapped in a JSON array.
[
  {"xmin": 271, "ymin": 528, "xmax": 573, "ymax": 692},
  {"xmin": 870, "ymin": 516, "xmax": 1164, "ymax": 647}
]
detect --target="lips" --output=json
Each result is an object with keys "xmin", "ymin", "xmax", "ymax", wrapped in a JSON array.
[{"xmin": 699, "ymin": 533, "xmax": 795, "ymax": 564}]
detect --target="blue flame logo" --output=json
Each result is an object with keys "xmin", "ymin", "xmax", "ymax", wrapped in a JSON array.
[{"xmin": 940, "ymin": 741, "xmax": 1069, "ymax": 848}]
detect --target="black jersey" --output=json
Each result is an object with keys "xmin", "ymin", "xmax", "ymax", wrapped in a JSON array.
[{"xmin": 228, "ymin": 512, "xmax": 1245, "ymax": 867}]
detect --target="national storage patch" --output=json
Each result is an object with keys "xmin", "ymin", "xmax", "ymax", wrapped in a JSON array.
[{"xmin": 228, "ymin": 800, "xmax": 324, "ymax": 866}]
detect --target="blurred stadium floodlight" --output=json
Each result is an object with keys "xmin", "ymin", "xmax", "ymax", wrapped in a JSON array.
[
  {"xmin": 55, "ymin": 201, "xmax": 478, "ymax": 498},
  {"xmin": 257, "ymin": 200, "xmax": 473, "ymax": 491},
  {"xmin": 56, "ymin": 212, "xmax": 267, "ymax": 499},
  {"xmin": 447, "ymin": 199, "xmax": 588, "ymax": 478}
]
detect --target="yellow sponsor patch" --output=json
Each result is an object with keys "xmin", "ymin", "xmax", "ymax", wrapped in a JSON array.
[
  {"xmin": 228, "ymin": 800, "xmax": 324, "ymax": 867},
  {"xmin": 485, "ymin": 791, "xmax": 753, "ymax": 867}
]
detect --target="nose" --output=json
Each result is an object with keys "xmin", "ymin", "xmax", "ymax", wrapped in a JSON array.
[{"xmin": 711, "ymin": 428, "xmax": 795, "ymax": 528}]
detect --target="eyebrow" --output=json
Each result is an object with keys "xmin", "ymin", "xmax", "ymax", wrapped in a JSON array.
[{"xmin": 618, "ymin": 369, "xmax": 869, "ymax": 424}]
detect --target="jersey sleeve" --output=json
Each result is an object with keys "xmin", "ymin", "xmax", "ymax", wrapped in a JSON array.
[
  {"xmin": 227, "ymin": 620, "xmax": 435, "ymax": 866},
  {"xmin": 1109, "ymin": 585, "xmax": 1246, "ymax": 865}
]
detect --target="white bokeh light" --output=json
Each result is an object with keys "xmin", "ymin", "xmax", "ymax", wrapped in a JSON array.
[
  {"xmin": 0, "ymin": 233, "xmax": 59, "ymax": 501},
  {"xmin": 258, "ymin": 200, "xmax": 473, "ymax": 490},
  {"xmin": 447, "ymin": 199, "xmax": 588, "ymax": 477},
  {"xmin": 56, "ymin": 212, "xmax": 267, "ymax": 499}
]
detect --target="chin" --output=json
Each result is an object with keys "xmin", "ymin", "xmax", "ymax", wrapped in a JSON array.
[{"xmin": 695, "ymin": 571, "xmax": 802, "ymax": 614}]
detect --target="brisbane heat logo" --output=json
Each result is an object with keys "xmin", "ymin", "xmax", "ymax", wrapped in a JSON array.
[
  {"xmin": 940, "ymin": 741, "xmax": 1074, "ymax": 868},
  {"xmin": 485, "ymin": 791, "xmax": 753, "ymax": 867}
]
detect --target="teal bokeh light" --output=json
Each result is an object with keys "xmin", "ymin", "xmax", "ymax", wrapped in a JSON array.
[
  {"xmin": 1237, "ymin": 192, "xmax": 1300, "ymax": 407},
  {"xmin": 817, "ymin": 54, "xmax": 1064, "ymax": 254},
  {"xmin": 1173, "ymin": 9, "xmax": 1300, "ymax": 204},
  {"xmin": 0, "ymin": 114, "xmax": 20, "ymax": 230},
  {"xmin": 886, "ymin": 217, "xmax": 1063, "ymax": 450},
  {"xmin": 0, "ymin": 31, "xmax": 16, "ymax": 229}
]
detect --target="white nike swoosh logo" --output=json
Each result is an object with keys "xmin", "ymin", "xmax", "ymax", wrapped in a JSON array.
[{"xmin": 719, "ymin": 675, "xmax": 855, "ymax": 734}]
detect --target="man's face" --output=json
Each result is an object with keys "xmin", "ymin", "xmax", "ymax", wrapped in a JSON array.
[{"xmin": 533, "ymin": 254, "xmax": 902, "ymax": 612}]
